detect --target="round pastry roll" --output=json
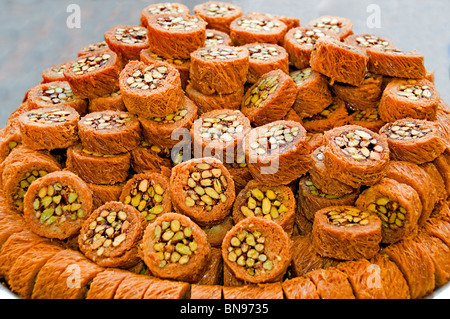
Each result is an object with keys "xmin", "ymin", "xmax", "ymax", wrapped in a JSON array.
[
  {"xmin": 306, "ymin": 15, "xmax": 354, "ymax": 40},
  {"xmin": 140, "ymin": 2, "xmax": 190, "ymax": 28},
  {"xmin": 88, "ymin": 90, "xmax": 127, "ymax": 112},
  {"xmin": 119, "ymin": 172, "xmax": 172, "ymax": 223},
  {"xmin": 301, "ymin": 97, "xmax": 350, "ymax": 133},
  {"xmin": 222, "ymin": 216, "xmax": 292, "ymax": 284},
  {"xmin": 344, "ymin": 33, "xmax": 394, "ymax": 52},
  {"xmin": 348, "ymin": 107, "xmax": 386, "ymax": 133},
  {"xmin": 23, "ymin": 171, "xmax": 93, "ymax": 240},
  {"xmin": 232, "ymin": 180, "xmax": 296, "ymax": 235},
  {"xmin": 41, "ymin": 60, "xmax": 71, "ymax": 83},
  {"xmin": 379, "ymin": 79, "xmax": 440, "ymax": 122},
  {"xmin": 63, "ymin": 50, "xmax": 121, "ymax": 99},
  {"xmin": 169, "ymin": 157, "xmax": 235, "ymax": 227},
  {"xmin": 355, "ymin": 178, "xmax": 422, "ymax": 244},
  {"xmin": 243, "ymin": 120, "xmax": 311, "ymax": 186},
  {"xmin": 189, "ymin": 45, "xmax": 249, "ymax": 96},
  {"xmin": 130, "ymin": 141, "xmax": 173, "ymax": 175},
  {"xmin": 194, "ymin": 1, "xmax": 242, "ymax": 34},
  {"xmin": 229, "ymin": 13, "xmax": 288, "ymax": 46},
  {"xmin": 204, "ymin": 28, "xmax": 232, "ymax": 47},
  {"xmin": 190, "ymin": 109, "xmax": 251, "ymax": 163},
  {"xmin": 18, "ymin": 106, "xmax": 79, "ymax": 151},
  {"xmin": 77, "ymin": 40, "xmax": 109, "ymax": 57},
  {"xmin": 87, "ymin": 182, "xmax": 124, "ymax": 210},
  {"xmin": 104, "ymin": 25, "xmax": 149, "ymax": 64},
  {"xmin": 241, "ymin": 69, "xmax": 297, "ymax": 126},
  {"xmin": 312, "ymin": 206, "xmax": 382, "ymax": 260},
  {"xmin": 379, "ymin": 118, "xmax": 446, "ymax": 164},
  {"xmin": 77, "ymin": 110, "xmax": 141, "ymax": 155},
  {"xmin": 140, "ymin": 212, "xmax": 211, "ymax": 283},
  {"xmin": 119, "ymin": 60, "xmax": 184, "ymax": 118},
  {"xmin": 322, "ymin": 124, "xmax": 390, "ymax": 188},
  {"xmin": 78, "ymin": 201, "xmax": 146, "ymax": 268}
]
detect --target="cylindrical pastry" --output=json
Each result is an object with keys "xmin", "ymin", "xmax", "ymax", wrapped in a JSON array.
[
  {"xmin": 185, "ymin": 82, "xmax": 243, "ymax": 114},
  {"xmin": 282, "ymin": 276, "xmax": 320, "ymax": 299},
  {"xmin": 119, "ymin": 60, "xmax": 184, "ymax": 118},
  {"xmin": 190, "ymin": 284, "xmax": 223, "ymax": 299},
  {"xmin": 355, "ymin": 178, "xmax": 422, "ymax": 244},
  {"xmin": 232, "ymin": 180, "xmax": 296, "ymax": 235},
  {"xmin": 379, "ymin": 79, "xmax": 440, "ymax": 122},
  {"xmin": 191, "ymin": 109, "xmax": 251, "ymax": 163},
  {"xmin": 65, "ymin": 144, "xmax": 131, "ymax": 185},
  {"xmin": 297, "ymin": 174, "xmax": 360, "ymax": 222},
  {"xmin": 88, "ymin": 90, "xmax": 127, "ymax": 112},
  {"xmin": 366, "ymin": 46, "xmax": 426, "ymax": 79},
  {"xmin": 22, "ymin": 170, "xmax": 93, "ymax": 240},
  {"xmin": 130, "ymin": 141, "xmax": 173, "ymax": 175},
  {"xmin": 242, "ymin": 43, "xmax": 289, "ymax": 84},
  {"xmin": 87, "ymin": 182, "xmax": 124, "ymax": 210},
  {"xmin": 63, "ymin": 50, "xmax": 121, "ymax": 99},
  {"xmin": 241, "ymin": 69, "xmax": 297, "ymax": 126},
  {"xmin": 140, "ymin": 2, "xmax": 190, "ymax": 28},
  {"xmin": 195, "ymin": 246, "xmax": 223, "ymax": 285},
  {"xmin": 306, "ymin": 15, "xmax": 354, "ymax": 40},
  {"xmin": 77, "ymin": 40, "xmax": 109, "ymax": 57},
  {"xmin": 306, "ymin": 267, "xmax": 355, "ymax": 299},
  {"xmin": 77, "ymin": 110, "xmax": 140, "ymax": 155},
  {"xmin": 145, "ymin": 14, "xmax": 207, "ymax": 59},
  {"xmin": 26, "ymin": 81, "xmax": 88, "ymax": 115},
  {"xmin": 169, "ymin": 157, "xmax": 235, "ymax": 227},
  {"xmin": 344, "ymin": 33, "xmax": 394, "ymax": 51},
  {"xmin": 189, "ymin": 45, "xmax": 249, "ymax": 95},
  {"xmin": 1, "ymin": 147, "xmax": 61, "ymax": 212},
  {"xmin": 309, "ymin": 146, "xmax": 356, "ymax": 196},
  {"xmin": 301, "ymin": 98, "xmax": 350, "ymax": 133},
  {"xmin": 86, "ymin": 269, "xmax": 130, "ymax": 299},
  {"xmin": 18, "ymin": 106, "xmax": 80, "ymax": 151},
  {"xmin": 253, "ymin": 12, "xmax": 300, "ymax": 31},
  {"xmin": 41, "ymin": 61, "xmax": 71, "ymax": 83},
  {"xmin": 381, "ymin": 238, "xmax": 435, "ymax": 299},
  {"xmin": 140, "ymin": 212, "xmax": 211, "ymax": 282},
  {"xmin": 290, "ymin": 67, "xmax": 333, "ymax": 119},
  {"xmin": 205, "ymin": 28, "xmax": 232, "ymax": 47},
  {"xmin": 348, "ymin": 106, "xmax": 386, "ymax": 133},
  {"xmin": 194, "ymin": 1, "xmax": 242, "ymax": 34},
  {"xmin": 229, "ymin": 13, "xmax": 288, "ymax": 46},
  {"xmin": 312, "ymin": 206, "xmax": 382, "ymax": 260},
  {"xmin": 222, "ymin": 216, "xmax": 292, "ymax": 283},
  {"xmin": 322, "ymin": 125, "xmax": 390, "ymax": 188},
  {"xmin": 202, "ymin": 215, "xmax": 233, "ymax": 247},
  {"xmin": 78, "ymin": 201, "xmax": 147, "ymax": 268},
  {"xmin": 310, "ymin": 37, "xmax": 369, "ymax": 87},
  {"xmin": 222, "ymin": 283, "xmax": 284, "ymax": 299},
  {"xmin": 283, "ymin": 26, "xmax": 338, "ymax": 70},
  {"xmin": 379, "ymin": 118, "xmax": 445, "ymax": 164},
  {"xmin": 243, "ymin": 120, "xmax": 311, "ymax": 185},
  {"xmin": 119, "ymin": 172, "xmax": 172, "ymax": 222},
  {"xmin": 104, "ymin": 25, "xmax": 149, "ymax": 64},
  {"xmin": 433, "ymin": 152, "xmax": 450, "ymax": 198}
]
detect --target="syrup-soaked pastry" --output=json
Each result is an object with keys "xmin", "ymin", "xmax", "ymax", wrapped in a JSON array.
[
  {"xmin": 18, "ymin": 106, "xmax": 79, "ymax": 151},
  {"xmin": 232, "ymin": 180, "xmax": 296, "ymax": 235},
  {"xmin": 190, "ymin": 109, "xmax": 251, "ymax": 163},
  {"xmin": 243, "ymin": 120, "xmax": 311, "ymax": 186},
  {"xmin": 348, "ymin": 106, "xmax": 386, "ymax": 133},
  {"xmin": 195, "ymin": 247, "xmax": 223, "ymax": 285},
  {"xmin": 63, "ymin": 50, "xmax": 121, "ymax": 99},
  {"xmin": 222, "ymin": 216, "xmax": 292, "ymax": 284},
  {"xmin": 241, "ymin": 70, "xmax": 297, "ymax": 126},
  {"xmin": 306, "ymin": 15, "xmax": 354, "ymax": 40},
  {"xmin": 242, "ymin": 42, "xmax": 289, "ymax": 84},
  {"xmin": 78, "ymin": 201, "xmax": 147, "ymax": 268},
  {"xmin": 145, "ymin": 14, "xmax": 207, "ymax": 60},
  {"xmin": 433, "ymin": 151, "xmax": 450, "ymax": 197},
  {"xmin": 312, "ymin": 206, "xmax": 382, "ymax": 260},
  {"xmin": 366, "ymin": 46, "xmax": 426, "ymax": 79},
  {"xmin": 436, "ymin": 99, "xmax": 450, "ymax": 152},
  {"xmin": 119, "ymin": 60, "xmax": 184, "ymax": 118},
  {"xmin": 344, "ymin": 33, "xmax": 394, "ymax": 52},
  {"xmin": 77, "ymin": 40, "xmax": 110, "ymax": 57},
  {"xmin": 381, "ymin": 238, "xmax": 435, "ymax": 299},
  {"xmin": 87, "ymin": 182, "xmax": 124, "ymax": 210},
  {"xmin": 251, "ymin": 12, "xmax": 300, "ymax": 31},
  {"xmin": 310, "ymin": 36, "xmax": 369, "ymax": 87},
  {"xmin": 86, "ymin": 269, "xmax": 131, "ymax": 299},
  {"xmin": 229, "ymin": 13, "xmax": 288, "ymax": 46},
  {"xmin": 88, "ymin": 90, "xmax": 127, "ymax": 112},
  {"xmin": 41, "ymin": 61, "xmax": 71, "ymax": 83},
  {"xmin": 296, "ymin": 174, "xmax": 360, "ymax": 222},
  {"xmin": 289, "ymin": 67, "xmax": 333, "ymax": 119},
  {"xmin": 78, "ymin": 110, "xmax": 140, "ymax": 155},
  {"xmin": 283, "ymin": 26, "xmax": 338, "ymax": 70},
  {"xmin": 379, "ymin": 118, "xmax": 445, "ymax": 164},
  {"xmin": 139, "ymin": 98, "xmax": 197, "ymax": 151},
  {"xmin": 332, "ymin": 72, "xmax": 384, "ymax": 111},
  {"xmin": 189, "ymin": 45, "xmax": 249, "ymax": 95},
  {"xmin": 322, "ymin": 124, "xmax": 390, "ymax": 188},
  {"xmin": 130, "ymin": 141, "xmax": 173, "ymax": 175},
  {"xmin": 190, "ymin": 284, "xmax": 222, "ymax": 299},
  {"xmin": 119, "ymin": 172, "xmax": 172, "ymax": 223},
  {"xmin": 104, "ymin": 25, "xmax": 149, "ymax": 64},
  {"xmin": 26, "ymin": 81, "xmax": 88, "ymax": 115},
  {"xmin": 169, "ymin": 157, "xmax": 235, "ymax": 227},
  {"xmin": 222, "ymin": 282, "xmax": 284, "ymax": 299},
  {"xmin": 306, "ymin": 267, "xmax": 356, "ymax": 299},
  {"xmin": 355, "ymin": 178, "xmax": 422, "ymax": 244},
  {"xmin": 204, "ymin": 28, "xmax": 232, "ymax": 47},
  {"xmin": 202, "ymin": 215, "xmax": 233, "ymax": 247},
  {"xmin": 194, "ymin": 1, "xmax": 243, "ymax": 34},
  {"xmin": 419, "ymin": 162, "xmax": 447, "ymax": 207},
  {"xmin": 0, "ymin": 206, "xmax": 27, "ymax": 249},
  {"xmin": 65, "ymin": 144, "xmax": 131, "ymax": 185},
  {"xmin": 140, "ymin": 212, "xmax": 211, "ymax": 283},
  {"xmin": 23, "ymin": 170, "xmax": 93, "ymax": 240},
  {"xmin": 282, "ymin": 276, "xmax": 320, "ymax": 299},
  {"xmin": 422, "ymin": 217, "xmax": 450, "ymax": 248},
  {"xmin": 379, "ymin": 79, "xmax": 440, "ymax": 122},
  {"xmin": 223, "ymin": 154, "xmax": 253, "ymax": 195},
  {"xmin": 140, "ymin": 2, "xmax": 190, "ymax": 28},
  {"xmin": 301, "ymin": 98, "xmax": 349, "ymax": 133}
]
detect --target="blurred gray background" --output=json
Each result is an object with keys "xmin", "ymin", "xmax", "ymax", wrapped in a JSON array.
[{"xmin": 1, "ymin": 0, "xmax": 449, "ymax": 127}]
